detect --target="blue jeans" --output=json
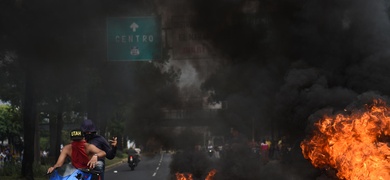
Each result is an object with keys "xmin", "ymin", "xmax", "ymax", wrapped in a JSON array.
[{"xmin": 95, "ymin": 160, "xmax": 105, "ymax": 180}]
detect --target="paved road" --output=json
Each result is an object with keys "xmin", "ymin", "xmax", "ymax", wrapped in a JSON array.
[{"xmin": 105, "ymin": 152, "xmax": 172, "ymax": 180}]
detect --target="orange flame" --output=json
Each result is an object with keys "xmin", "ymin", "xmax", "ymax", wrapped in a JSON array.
[
  {"xmin": 175, "ymin": 169, "xmax": 217, "ymax": 180},
  {"xmin": 205, "ymin": 169, "xmax": 217, "ymax": 180},
  {"xmin": 175, "ymin": 172, "xmax": 193, "ymax": 180},
  {"xmin": 301, "ymin": 99, "xmax": 390, "ymax": 180}
]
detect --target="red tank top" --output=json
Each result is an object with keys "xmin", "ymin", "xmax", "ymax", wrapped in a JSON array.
[{"xmin": 71, "ymin": 140, "xmax": 90, "ymax": 169}]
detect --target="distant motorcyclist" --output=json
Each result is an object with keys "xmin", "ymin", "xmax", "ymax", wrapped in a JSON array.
[{"xmin": 127, "ymin": 147, "xmax": 140, "ymax": 165}]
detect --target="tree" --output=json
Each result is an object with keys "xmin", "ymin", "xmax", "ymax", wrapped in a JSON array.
[
  {"xmin": 0, "ymin": 1, "xmax": 94, "ymax": 178},
  {"xmin": 0, "ymin": 104, "xmax": 22, "ymax": 145},
  {"xmin": 0, "ymin": 1, "xmax": 181, "ymax": 178}
]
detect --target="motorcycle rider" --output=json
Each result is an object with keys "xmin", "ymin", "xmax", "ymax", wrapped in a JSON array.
[
  {"xmin": 47, "ymin": 129, "xmax": 106, "ymax": 174},
  {"xmin": 80, "ymin": 119, "xmax": 117, "ymax": 180},
  {"xmin": 127, "ymin": 147, "xmax": 140, "ymax": 166}
]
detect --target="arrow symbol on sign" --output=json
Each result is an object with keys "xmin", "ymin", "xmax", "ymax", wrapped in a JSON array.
[{"xmin": 130, "ymin": 22, "xmax": 139, "ymax": 32}]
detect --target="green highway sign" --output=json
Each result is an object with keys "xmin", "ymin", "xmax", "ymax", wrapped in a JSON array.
[{"xmin": 107, "ymin": 17, "xmax": 161, "ymax": 61}]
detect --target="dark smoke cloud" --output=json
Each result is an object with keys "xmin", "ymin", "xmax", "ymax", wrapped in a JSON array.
[
  {"xmin": 163, "ymin": 0, "xmax": 390, "ymax": 179},
  {"xmin": 273, "ymin": 0, "xmax": 390, "ymax": 137},
  {"xmin": 169, "ymin": 0, "xmax": 390, "ymax": 134}
]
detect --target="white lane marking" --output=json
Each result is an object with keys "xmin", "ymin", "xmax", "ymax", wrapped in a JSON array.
[{"xmin": 152, "ymin": 152, "xmax": 164, "ymax": 177}]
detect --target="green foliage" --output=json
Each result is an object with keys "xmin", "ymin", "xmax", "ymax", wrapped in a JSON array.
[
  {"xmin": 0, "ymin": 105, "xmax": 22, "ymax": 141},
  {"xmin": 0, "ymin": 162, "xmax": 21, "ymax": 176},
  {"xmin": 61, "ymin": 130, "xmax": 71, "ymax": 144},
  {"xmin": 39, "ymin": 137, "xmax": 49, "ymax": 151},
  {"xmin": 107, "ymin": 116, "xmax": 125, "ymax": 138},
  {"xmin": 33, "ymin": 163, "xmax": 50, "ymax": 179},
  {"xmin": 115, "ymin": 150, "xmax": 125, "ymax": 159},
  {"xmin": 0, "ymin": 162, "xmax": 49, "ymax": 179},
  {"xmin": 0, "ymin": 52, "xmax": 23, "ymax": 107}
]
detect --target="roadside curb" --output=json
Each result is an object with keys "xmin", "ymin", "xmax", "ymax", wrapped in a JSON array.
[{"xmin": 106, "ymin": 158, "xmax": 127, "ymax": 170}]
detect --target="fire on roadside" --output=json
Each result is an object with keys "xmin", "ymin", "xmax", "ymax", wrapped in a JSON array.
[
  {"xmin": 301, "ymin": 99, "xmax": 390, "ymax": 180},
  {"xmin": 175, "ymin": 172, "xmax": 193, "ymax": 180},
  {"xmin": 205, "ymin": 169, "xmax": 217, "ymax": 180},
  {"xmin": 175, "ymin": 169, "xmax": 217, "ymax": 180}
]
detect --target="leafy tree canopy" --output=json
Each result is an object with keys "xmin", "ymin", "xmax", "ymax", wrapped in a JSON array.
[{"xmin": 0, "ymin": 104, "xmax": 22, "ymax": 141}]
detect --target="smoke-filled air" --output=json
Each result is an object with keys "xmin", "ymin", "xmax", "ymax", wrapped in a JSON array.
[
  {"xmin": 2, "ymin": 0, "xmax": 390, "ymax": 179},
  {"xmin": 163, "ymin": 0, "xmax": 390, "ymax": 179}
]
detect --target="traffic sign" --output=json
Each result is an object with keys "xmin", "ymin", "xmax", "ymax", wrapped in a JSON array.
[
  {"xmin": 107, "ymin": 17, "xmax": 161, "ymax": 61},
  {"xmin": 171, "ymin": 28, "xmax": 212, "ymax": 59}
]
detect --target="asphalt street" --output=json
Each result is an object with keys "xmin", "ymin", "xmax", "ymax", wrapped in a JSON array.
[{"xmin": 105, "ymin": 152, "xmax": 172, "ymax": 180}]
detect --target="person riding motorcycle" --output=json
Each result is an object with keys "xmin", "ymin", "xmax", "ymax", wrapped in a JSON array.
[
  {"xmin": 127, "ymin": 147, "xmax": 140, "ymax": 166},
  {"xmin": 80, "ymin": 119, "xmax": 117, "ymax": 180},
  {"xmin": 47, "ymin": 129, "xmax": 106, "ymax": 174}
]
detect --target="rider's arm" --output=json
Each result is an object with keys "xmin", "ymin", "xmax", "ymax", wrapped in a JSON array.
[
  {"xmin": 47, "ymin": 145, "xmax": 71, "ymax": 174},
  {"xmin": 87, "ymin": 144, "xmax": 106, "ymax": 169},
  {"xmin": 106, "ymin": 137, "xmax": 117, "ymax": 160},
  {"xmin": 93, "ymin": 136, "xmax": 117, "ymax": 160},
  {"xmin": 106, "ymin": 145, "xmax": 117, "ymax": 160},
  {"xmin": 89, "ymin": 144, "xmax": 106, "ymax": 158}
]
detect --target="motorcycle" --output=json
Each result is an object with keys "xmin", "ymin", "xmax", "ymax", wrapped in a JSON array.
[
  {"xmin": 207, "ymin": 145, "xmax": 214, "ymax": 157},
  {"xmin": 49, "ymin": 163, "xmax": 101, "ymax": 180},
  {"xmin": 128, "ymin": 155, "xmax": 139, "ymax": 171}
]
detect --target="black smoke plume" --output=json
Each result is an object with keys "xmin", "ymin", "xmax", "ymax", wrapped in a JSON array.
[{"xmin": 164, "ymin": 0, "xmax": 390, "ymax": 179}]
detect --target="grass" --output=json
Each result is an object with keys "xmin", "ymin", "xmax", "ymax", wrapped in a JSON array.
[
  {"xmin": 0, "ymin": 162, "xmax": 49, "ymax": 180},
  {"xmin": 105, "ymin": 152, "xmax": 127, "ymax": 168}
]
